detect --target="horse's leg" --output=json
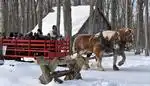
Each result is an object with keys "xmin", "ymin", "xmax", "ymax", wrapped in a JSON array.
[
  {"xmin": 113, "ymin": 49, "xmax": 119, "ymax": 71},
  {"xmin": 113, "ymin": 54, "xmax": 119, "ymax": 71},
  {"xmin": 118, "ymin": 51, "xmax": 126, "ymax": 66},
  {"xmin": 94, "ymin": 49, "xmax": 104, "ymax": 71},
  {"xmin": 84, "ymin": 53, "xmax": 92, "ymax": 69},
  {"xmin": 81, "ymin": 53, "xmax": 91, "ymax": 70}
]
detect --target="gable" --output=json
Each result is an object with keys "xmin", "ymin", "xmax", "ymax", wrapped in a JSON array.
[{"xmin": 74, "ymin": 8, "xmax": 111, "ymax": 36}]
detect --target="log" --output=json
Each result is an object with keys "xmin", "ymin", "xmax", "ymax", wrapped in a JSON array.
[
  {"xmin": 37, "ymin": 56, "xmax": 58, "ymax": 84},
  {"xmin": 64, "ymin": 54, "xmax": 85, "ymax": 80},
  {"xmin": 37, "ymin": 54, "xmax": 86, "ymax": 84},
  {"xmin": 39, "ymin": 63, "xmax": 53, "ymax": 84}
]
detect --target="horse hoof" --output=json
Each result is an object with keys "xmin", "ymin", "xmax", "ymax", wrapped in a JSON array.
[
  {"xmin": 82, "ymin": 65, "xmax": 90, "ymax": 70},
  {"xmin": 118, "ymin": 61, "xmax": 124, "ymax": 66},
  {"xmin": 113, "ymin": 65, "xmax": 119, "ymax": 71},
  {"xmin": 82, "ymin": 66, "xmax": 89, "ymax": 70}
]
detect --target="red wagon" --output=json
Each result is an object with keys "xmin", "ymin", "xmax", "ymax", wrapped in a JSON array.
[{"xmin": 0, "ymin": 37, "xmax": 70, "ymax": 60}]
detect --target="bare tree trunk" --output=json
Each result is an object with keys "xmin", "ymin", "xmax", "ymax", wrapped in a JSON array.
[
  {"xmin": 111, "ymin": 0, "xmax": 117, "ymax": 29},
  {"xmin": 125, "ymin": 0, "xmax": 128, "ymax": 28},
  {"xmin": 19, "ymin": 0, "xmax": 25, "ymax": 34},
  {"xmin": 37, "ymin": 0, "xmax": 43, "ymax": 31},
  {"xmin": 135, "ymin": 0, "xmax": 144, "ymax": 55},
  {"xmin": 127, "ymin": 0, "xmax": 133, "ymax": 28},
  {"xmin": 14, "ymin": 0, "xmax": 19, "ymax": 32},
  {"xmin": 28, "ymin": 0, "xmax": 32, "ymax": 32},
  {"xmin": 144, "ymin": 0, "xmax": 149, "ymax": 56},
  {"xmin": 88, "ymin": 0, "xmax": 95, "ymax": 34},
  {"xmin": 8, "ymin": 0, "xmax": 14, "ymax": 33},
  {"xmin": 120, "ymin": 0, "xmax": 126, "ymax": 27},
  {"xmin": 105, "ymin": 0, "xmax": 111, "ymax": 21},
  {"xmin": 96, "ymin": 0, "xmax": 104, "ymax": 12},
  {"xmin": 56, "ymin": 0, "xmax": 61, "ymax": 35},
  {"xmin": 63, "ymin": 0, "xmax": 72, "ymax": 54},
  {"xmin": 116, "ymin": 0, "xmax": 121, "ymax": 28},
  {"xmin": 48, "ymin": 0, "xmax": 53, "ymax": 12},
  {"xmin": 0, "ymin": 0, "xmax": 4, "ymax": 33},
  {"xmin": 73, "ymin": 0, "xmax": 81, "ymax": 6},
  {"xmin": 32, "ymin": 0, "xmax": 37, "ymax": 29},
  {"xmin": 24, "ymin": 0, "xmax": 28, "ymax": 33},
  {"xmin": 2, "ymin": 0, "xmax": 8, "ymax": 35},
  {"xmin": 0, "ymin": 0, "xmax": 5, "ymax": 64}
]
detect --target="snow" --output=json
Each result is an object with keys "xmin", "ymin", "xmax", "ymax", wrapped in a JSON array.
[
  {"xmin": 32, "ymin": 6, "xmax": 90, "ymax": 36},
  {"xmin": 0, "ymin": 52, "xmax": 150, "ymax": 86}
]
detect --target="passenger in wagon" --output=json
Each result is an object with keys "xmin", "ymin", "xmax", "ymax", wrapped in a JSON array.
[
  {"xmin": 9, "ymin": 32, "xmax": 14, "ymax": 38},
  {"xmin": 50, "ymin": 25, "xmax": 59, "ymax": 40}
]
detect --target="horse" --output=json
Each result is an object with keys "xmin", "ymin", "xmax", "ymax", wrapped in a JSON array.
[{"xmin": 72, "ymin": 30, "xmax": 120, "ymax": 71}]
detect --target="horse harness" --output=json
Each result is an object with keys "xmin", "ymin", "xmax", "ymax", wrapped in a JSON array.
[{"xmin": 94, "ymin": 31, "xmax": 120, "ymax": 54}]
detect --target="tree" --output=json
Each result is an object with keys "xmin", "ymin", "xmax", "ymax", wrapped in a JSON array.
[
  {"xmin": 72, "ymin": 0, "xmax": 81, "ymax": 6},
  {"xmin": 13, "ymin": 0, "xmax": 19, "ymax": 32},
  {"xmin": 88, "ymin": 0, "xmax": 95, "ymax": 34},
  {"xmin": 0, "ymin": 0, "xmax": 4, "ymax": 64},
  {"xmin": 105, "ymin": 0, "xmax": 111, "ymax": 21},
  {"xmin": 125, "ymin": 0, "xmax": 134, "ymax": 28},
  {"xmin": 56, "ymin": 0, "xmax": 61, "ymax": 35},
  {"xmin": 19, "ymin": 0, "xmax": 25, "ymax": 33},
  {"xmin": 96, "ymin": 0, "xmax": 104, "ymax": 12},
  {"xmin": 37, "ymin": 0, "xmax": 43, "ymax": 31},
  {"xmin": 144, "ymin": 0, "xmax": 149, "ymax": 56},
  {"xmin": 125, "ymin": 0, "xmax": 128, "ymax": 28},
  {"xmin": 135, "ymin": 0, "xmax": 144, "ymax": 55},
  {"xmin": 0, "ymin": 0, "xmax": 3, "ymax": 33},
  {"xmin": 63, "ymin": 0, "xmax": 72, "ymax": 54},
  {"xmin": 111, "ymin": 0, "xmax": 117, "ymax": 30},
  {"xmin": 2, "ymin": 0, "xmax": 8, "ymax": 35}
]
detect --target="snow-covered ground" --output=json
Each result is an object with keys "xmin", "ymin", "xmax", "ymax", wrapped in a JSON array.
[{"xmin": 0, "ymin": 52, "xmax": 150, "ymax": 86}]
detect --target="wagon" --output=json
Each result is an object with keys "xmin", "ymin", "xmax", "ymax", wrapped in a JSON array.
[{"xmin": 0, "ymin": 37, "xmax": 70, "ymax": 61}]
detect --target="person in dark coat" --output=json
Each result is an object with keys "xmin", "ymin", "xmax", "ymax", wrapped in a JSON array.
[{"xmin": 37, "ymin": 29, "xmax": 43, "ymax": 39}]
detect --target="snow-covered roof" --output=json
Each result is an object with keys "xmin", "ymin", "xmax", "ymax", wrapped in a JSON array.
[{"xmin": 33, "ymin": 6, "xmax": 90, "ymax": 36}]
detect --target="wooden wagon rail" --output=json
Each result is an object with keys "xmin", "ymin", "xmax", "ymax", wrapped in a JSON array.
[{"xmin": 0, "ymin": 37, "xmax": 70, "ymax": 60}]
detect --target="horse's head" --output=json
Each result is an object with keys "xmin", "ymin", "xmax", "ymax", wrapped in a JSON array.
[
  {"xmin": 118, "ymin": 28, "xmax": 135, "ymax": 50},
  {"xmin": 119, "ymin": 28, "xmax": 134, "ymax": 43}
]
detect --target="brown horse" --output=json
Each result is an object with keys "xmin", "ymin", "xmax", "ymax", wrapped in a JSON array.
[{"xmin": 73, "ymin": 30, "xmax": 120, "ymax": 71}]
